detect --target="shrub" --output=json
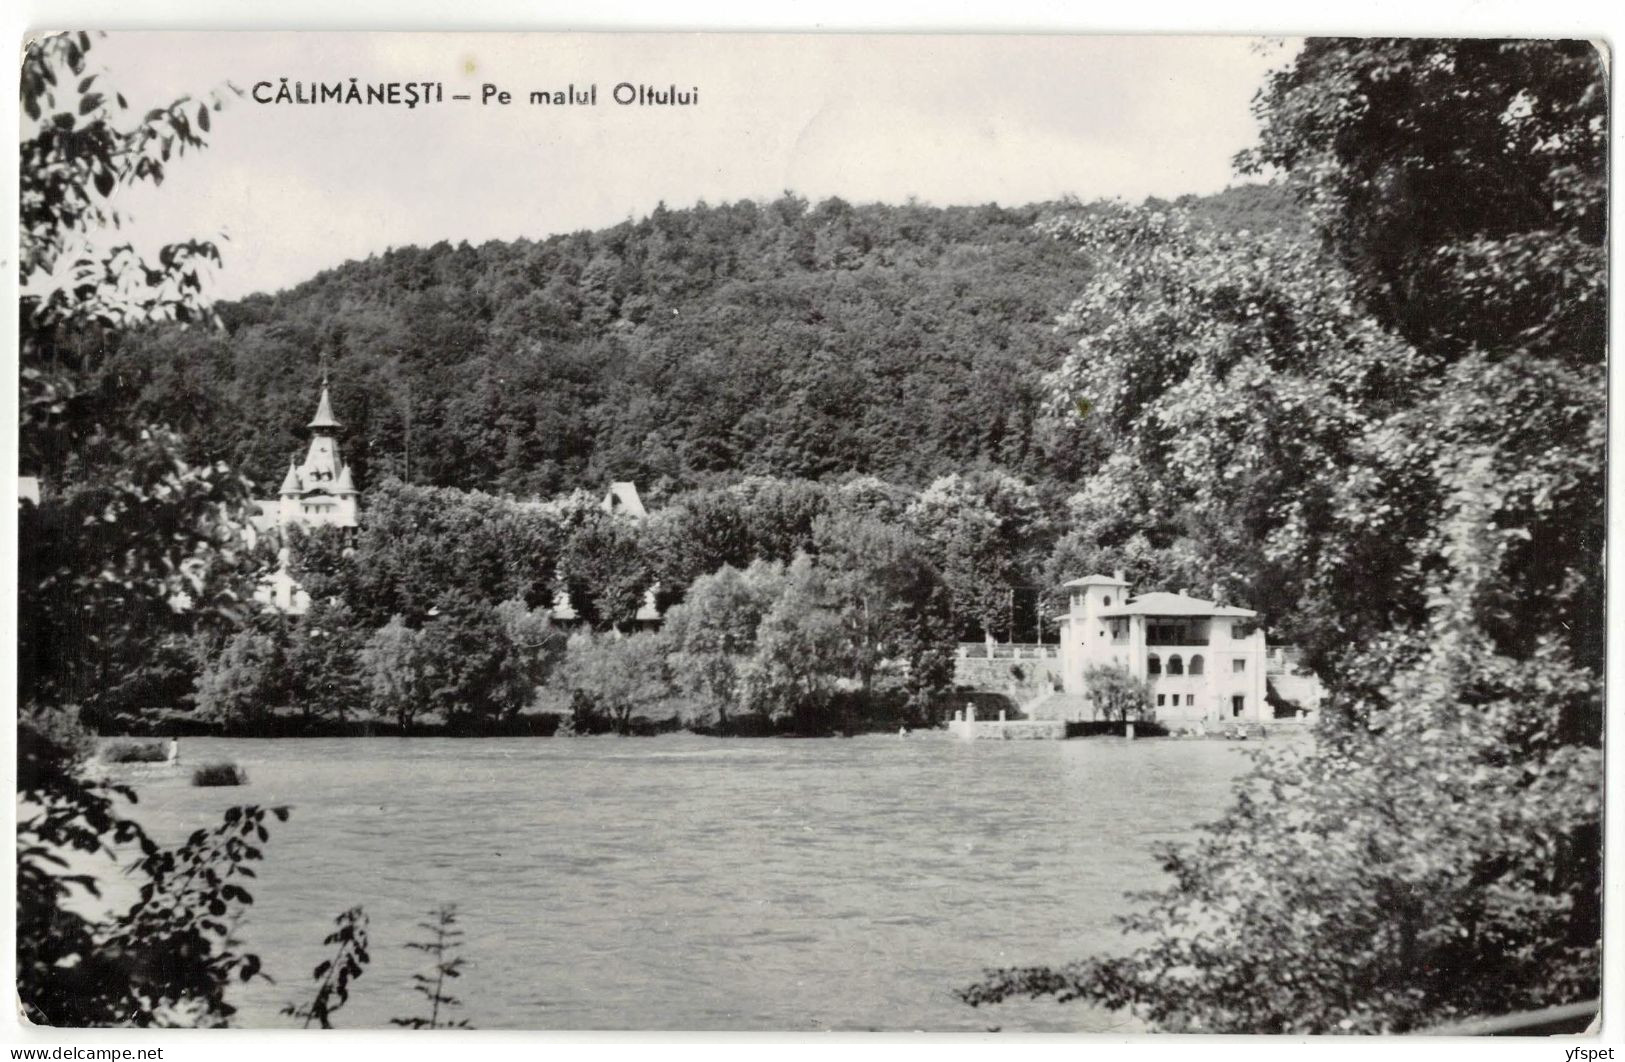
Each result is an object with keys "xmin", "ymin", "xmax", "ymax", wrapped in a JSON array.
[
  {"xmin": 192, "ymin": 762, "xmax": 248, "ymax": 787},
  {"xmin": 101, "ymin": 739, "xmax": 169, "ymax": 764}
]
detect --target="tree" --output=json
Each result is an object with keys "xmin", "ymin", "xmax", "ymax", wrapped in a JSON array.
[
  {"xmin": 193, "ymin": 622, "xmax": 288, "ymax": 730},
  {"xmin": 966, "ymin": 38, "xmax": 1603, "ymax": 1033},
  {"xmin": 1080, "ymin": 664, "xmax": 1151, "ymax": 724},
  {"xmin": 19, "ymin": 706, "xmax": 285, "ymax": 1026},
  {"xmin": 555, "ymin": 630, "xmax": 672, "ymax": 734},
  {"xmin": 339, "ymin": 479, "xmax": 561, "ymax": 627},
  {"xmin": 493, "ymin": 597, "xmax": 563, "ymax": 721},
  {"xmin": 740, "ymin": 555, "xmax": 847, "ymax": 730},
  {"xmin": 906, "ymin": 472, "xmax": 1049, "ymax": 643},
  {"xmin": 814, "ymin": 512, "xmax": 953, "ymax": 704},
  {"xmin": 19, "ymin": 32, "xmax": 253, "ymax": 713},
  {"xmin": 556, "ymin": 511, "xmax": 653, "ymax": 631},
  {"xmin": 358, "ymin": 615, "xmax": 435, "ymax": 729},
  {"xmin": 660, "ymin": 562, "xmax": 783, "ymax": 732},
  {"xmin": 17, "ymin": 32, "xmax": 288, "ymax": 1027},
  {"xmin": 418, "ymin": 591, "xmax": 514, "ymax": 728},
  {"xmin": 1242, "ymin": 40, "xmax": 1605, "ymax": 370},
  {"xmin": 283, "ymin": 600, "xmax": 366, "ymax": 726}
]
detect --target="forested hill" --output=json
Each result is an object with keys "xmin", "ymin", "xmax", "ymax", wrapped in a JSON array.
[{"xmin": 110, "ymin": 183, "xmax": 1304, "ymax": 500}]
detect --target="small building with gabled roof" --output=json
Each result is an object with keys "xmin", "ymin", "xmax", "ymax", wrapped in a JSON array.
[{"xmin": 601, "ymin": 481, "xmax": 648, "ymax": 518}]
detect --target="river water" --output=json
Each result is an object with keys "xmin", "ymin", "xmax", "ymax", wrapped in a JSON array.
[{"xmin": 102, "ymin": 732, "xmax": 1272, "ymax": 1031}]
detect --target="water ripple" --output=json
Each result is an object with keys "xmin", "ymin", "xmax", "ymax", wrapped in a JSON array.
[{"xmin": 118, "ymin": 733, "xmax": 1268, "ymax": 1031}]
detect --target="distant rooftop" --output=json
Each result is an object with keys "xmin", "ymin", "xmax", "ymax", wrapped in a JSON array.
[{"xmin": 602, "ymin": 481, "xmax": 647, "ymax": 518}]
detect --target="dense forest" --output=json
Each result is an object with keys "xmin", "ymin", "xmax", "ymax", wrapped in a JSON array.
[{"xmin": 100, "ymin": 184, "xmax": 1306, "ymax": 499}]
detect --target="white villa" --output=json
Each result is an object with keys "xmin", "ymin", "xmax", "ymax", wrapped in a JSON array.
[{"xmin": 1056, "ymin": 572, "xmax": 1270, "ymax": 726}]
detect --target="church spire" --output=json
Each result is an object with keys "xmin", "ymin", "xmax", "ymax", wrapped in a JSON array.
[{"xmin": 307, "ymin": 381, "xmax": 342, "ymax": 430}]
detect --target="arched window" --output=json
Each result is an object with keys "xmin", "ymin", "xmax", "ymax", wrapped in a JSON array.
[
  {"xmin": 1103, "ymin": 595, "xmax": 1112, "ymax": 607},
  {"xmin": 1147, "ymin": 653, "xmax": 1161, "ymax": 676},
  {"xmin": 1167, "ymin": 654, "xmax": 1184, "ymax": 675},
  {"xmin": 1189, "ymin": 654, "xmax": 1204, "ymax": 675}
]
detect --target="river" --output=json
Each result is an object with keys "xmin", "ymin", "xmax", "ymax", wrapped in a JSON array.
[{"xmin": 100, "ymin": 732, "xmax": 1278, "ymax": 1031}]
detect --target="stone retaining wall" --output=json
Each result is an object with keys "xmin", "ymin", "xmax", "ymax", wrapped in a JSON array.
[{"xmin": 951, "ymin": 656, "xmax": 1062, "ymax": 705}]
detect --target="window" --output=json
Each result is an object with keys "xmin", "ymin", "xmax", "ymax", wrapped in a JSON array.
[
  {"xmin": 1167, "ymin": 654, "xmax": 1184, "ymax": 676},
  {"xmin": 1148, "ymin": 621, "xmax": 1183, "ymax": 645},
  {"xmin": 1186, "ymin": 694, "xmax": 1194, "ymax": 706},
  {"xmin": 1232, "ymin": 658, "xmax": 1246, "ymax": 673},
  {"xmin": 1147, "ymin": 654, "xmax": 1161, "ymax": 676},
  {"xmin": 1156, "ymin": 694, "xmax": 1166, "ymax": 707},
  {"xmin": 1103, "ymin": 595, "xmax": 1112, "ymax": 607},
  {"xmin": 1189, "ymin": 654, "xmax": 1204, "ymax": 675}
]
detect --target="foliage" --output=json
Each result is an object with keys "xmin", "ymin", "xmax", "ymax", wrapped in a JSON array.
[
  {"xmin": 18, "ymin": 36, "xmax": 289, "ymax": 1028},
  {"xmin": 283, "ymin": 907, "xmax": 371, "ymax": 1029},
  {"xmin": 967, "ymin": 37, "xmax": 1604, "ymax": 1033},
  {"xmin": 739, "ymin": 555, "xmax": 848, "ymax": 729},
  {"xmin": 20, "ymin": 707, "xmax": 284, "ymax": 1026},
  {"xmin": 493, "ymin": 598, "xmax": 565, "ymax": 720},
  {"xmin": 101, "ymin": 192, "xmax": 1210, "ymax": 495},
  {"xmin": 283, "ymin": 599, "xmax": 366, "ymax": 724},
  {"xmin": 1241, "ymin": 39, "xmax": 1605, "ymax": 370},
  {"xmin": 418, "ymin": 592, "xmax": 516, "ymax": 727},
  {"xmin": 19, "ymin": 32, "xmax": 256, "ymax": 726},
  {"xmin": 193, "ymin": 621, "xmax": 289, "ymax": 729},
  {"xmin": 963, "ymin": 633, "xmax": 1601, "ymax": 1032},
  {"xmin": 358, "ymin": 615, "xmax": 436, "ymax": 729},
  {"xmin": 191, "ymin": 762, "xmax": 249, "ymax": 787},
  {"xmin": 392, "ymin": 904, "xmax": 473, "ymax": 1029},
  {"xmin": 101, "ymin": 740, "xmax": 169, "ymax": 764},
  {"xmin": 330, "ymin": 479, "xmax": 559, "ymax": 628},
  {"xmin": 905, "ymin": 471, "xmax": 1051, "ymax": 641},
  {"xmin": 660, "ymin": 562, "xmax": 784, "ymax": 731},
  {"xmin": 555, "ymin": 630, "xmax": 673, "ymax": 734},
  {"xmin": 815, "ymin": 511, "xmax": 955, "ymax": 713},
  {"xmin": 1080, "ymin": 664, "xmax": 1152, "ymax": 723},
  {"xmin": 20, "ymin": 31, "xmax": 233, "ymax": 343},
  {"xmin": 556, "ymin": 511, "xmax": 652, "ymax": 630}
]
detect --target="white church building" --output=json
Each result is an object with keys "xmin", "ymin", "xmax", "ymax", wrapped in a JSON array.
[
  {"xmin": 248, "ymin": 380, "xmax": 360, "ymax": 612},
  {"xmin": 1056, "ymin": 572, "xmax": 1270, "ymax": 725}
]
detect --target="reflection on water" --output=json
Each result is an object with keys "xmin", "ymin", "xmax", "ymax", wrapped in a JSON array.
[{"xmin": 112, "ymin": 733, "xmax": 1267, "ymax": 1030}]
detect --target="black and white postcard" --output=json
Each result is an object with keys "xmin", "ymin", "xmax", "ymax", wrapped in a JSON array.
[{"xmin": 13, "ymin": 28, "xmax": 1610, "ymax": 1044}]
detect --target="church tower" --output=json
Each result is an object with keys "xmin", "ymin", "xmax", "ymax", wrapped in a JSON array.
[{"xmin": 276, "ymin": 378, "xmax": 360, "ymax": 531}]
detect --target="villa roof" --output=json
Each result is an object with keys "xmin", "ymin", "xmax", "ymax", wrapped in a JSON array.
[
  {"xmin": 1098, "ymin": 591, "xmax": 1257, "ymax": 619},
  {"xmin": 1061, "ymin": 574, "xmax": 1129, "ymax": 588},
  {"xmin": 307, "ymin": 385, "xmax": 342, "ymax": 430}
]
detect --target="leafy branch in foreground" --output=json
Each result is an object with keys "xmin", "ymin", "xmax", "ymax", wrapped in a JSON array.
[
  {"xmin": 283, "ymin": 907, "xmax": 371, "ymax": 1029},
  {"xmin": 960, "ymin": 38, "xmax": 1603, "ymax": 1034},
  {"xmin": 18, "ymin": 707, "xmax": 288, "ymax": 1026},
  {"xmin": 392, "ymin": 904, "xmax": 473, "ymax": 1029}
]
